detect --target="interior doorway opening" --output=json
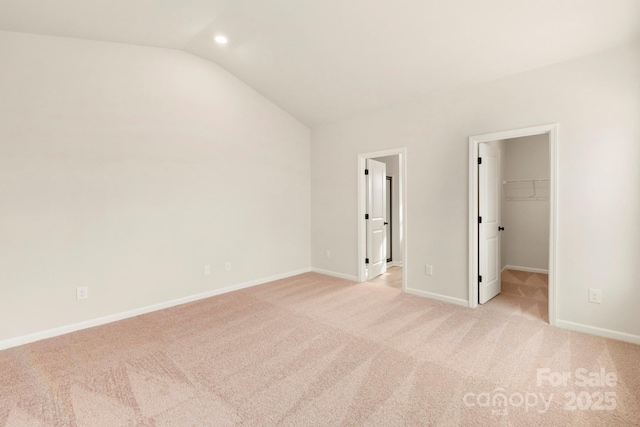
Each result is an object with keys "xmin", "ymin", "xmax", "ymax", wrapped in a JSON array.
[
  {"xmin": 469, "ymin": 124, "xmax": 558, "ymax": 325},
  {"xmin": 357, "ymin": 148, "xmax": 407, "ymax": 292},
  {"xmin": 477, "ymin": 135, "xmax": 551, "ymax": 322}
]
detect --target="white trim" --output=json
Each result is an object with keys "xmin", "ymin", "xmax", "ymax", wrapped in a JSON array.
[
  {"xmin": 504, "ymin": 265, "xmax": 549, "ymax": 274},
  {"xmin": 311, "ymin": 268, "xmax": 358, "ymax": 282},
  {"xmin": 0, "ymin": 268, "xmax": 311, "ymax": 351},
  {"xmin": 405, "ymin": 287, "xmax": 468, "ymax": 307},
  {"xmin": 556, "ymin": 320, "xmax": 640, "ymax": 345},
  {"xmin": 358, "ymin": 148, "xmax": 408, "ymax": 292},
  {"xmin": 469, "ymin": 124, "xmax": 559, "ymax": 327},
  {"xmin": 388, "ymin": 261, "xmax": 404, "ymax": 268}
]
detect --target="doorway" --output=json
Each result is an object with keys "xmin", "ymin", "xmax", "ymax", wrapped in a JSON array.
[
  {"xmin": 357, "ymin": 148, "xmax": 407, "ymax": 291},
  {"xmin": 469, "ymin": 124, "xmax": 558, "ymax": 325}
]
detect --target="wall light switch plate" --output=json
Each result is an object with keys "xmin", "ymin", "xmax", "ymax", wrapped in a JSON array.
[
  {"xmin": 325, "ymin": 250, "xmax": 331, "ymax": 259},
  {"xmin": 204, "ymin": 265, "xmax": 211, "ymax": 275},
  {"xmin": 225, "ymin": 262, "xmax": 231, "ymax": 272}
]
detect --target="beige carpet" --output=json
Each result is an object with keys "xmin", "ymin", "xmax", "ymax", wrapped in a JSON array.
[
  {"xmin": 370, "ymin": 266, "xmax": 403, "ymax": 289},
  {"xmin": 1, "ymin": 272, "xmax": 639, "ymax": 426},
  {"xmin": 480, "ymin": 269, "xmax": 549, "ymax": 323}
]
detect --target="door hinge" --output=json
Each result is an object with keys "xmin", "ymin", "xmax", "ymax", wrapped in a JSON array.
[
  {"xmin": 365, "ymin": 214, "xmax": 369, "ymax": 220},
  {"xmin": 365, "ymin": 258, "xmax": 370, "ymax": 264},
  {"xmin": 478, "ymin": 157, "xmax": 482, "ymax": 165},
  {"xmin": 478, "ymin": 275, "xmax": 482, "ymax": 283},
  {"xmin": 364, "ymin": 169, "xmax": 369, "ymax": 175},
  {"xmin": 478, "ymin": 216, "xmax": 482, "ymax": 223}
]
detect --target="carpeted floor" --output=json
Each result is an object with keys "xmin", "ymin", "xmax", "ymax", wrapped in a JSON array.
[
  {"xmin": 369, "ymin": 266, "xmax": 403, "ymax": 289},
  {"xmin": 1, "ymin": 272, "xmax": 639, "ymax": 426},
  {"xmin": 481, "ymin": 269, "xmax": 549, "ymax": 322}
]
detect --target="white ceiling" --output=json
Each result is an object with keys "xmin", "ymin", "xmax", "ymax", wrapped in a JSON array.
[{"xmin": 1, "ymin": 0, "xmax": 639, "ymax": 126}]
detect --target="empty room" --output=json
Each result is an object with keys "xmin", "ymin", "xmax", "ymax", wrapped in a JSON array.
[{"xmin": 1, "ymin": 1, "xmax": 639, "ymax": 426}]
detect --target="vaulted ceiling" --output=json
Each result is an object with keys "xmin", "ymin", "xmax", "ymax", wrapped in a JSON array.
[{"xmin": 1, "ymin": 0, "xmax": 639, "ymax": 126}]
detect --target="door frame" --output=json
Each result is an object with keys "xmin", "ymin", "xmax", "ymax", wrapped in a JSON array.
[
  {"xmin": 358, "ymin": 148, "xmax": 407, "ymax": 291},
  {"xmin": 468, "ymin": 124, "xmax": 559, "ymax": 325}
]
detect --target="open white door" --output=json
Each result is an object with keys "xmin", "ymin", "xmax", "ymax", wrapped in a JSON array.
[
  {"xmin": 478, "ymin": 143, "xmax": 501, "ymax": 304},
  {"xmin": 366, "ymin": 159, "xmax": 387, "ymax": 280}
]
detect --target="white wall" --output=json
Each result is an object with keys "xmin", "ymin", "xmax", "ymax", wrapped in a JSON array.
[
  {"xmin": 375, "ymin": 155, "xmax": 403, "ymax": 264},
  {"xmin": 311, "ymin": 40, "xmax": 640, "ymax": 339},
  {"xmin": 503, "ymin": 135, "xmax": 550, "ymax": 270},
  {"xmin": 0, "ymin": 31, "xmax": 311, "ymax": 343}
]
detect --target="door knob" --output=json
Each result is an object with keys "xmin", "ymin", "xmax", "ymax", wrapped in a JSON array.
[{"xmin": 498, "ymin": 226, "xmax": 505, "ymax": 231}]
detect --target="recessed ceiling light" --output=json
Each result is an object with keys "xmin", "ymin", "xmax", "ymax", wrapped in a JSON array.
[{"xmin": 214, "ymin": 35, "xmax": 228, "ymax": 45}]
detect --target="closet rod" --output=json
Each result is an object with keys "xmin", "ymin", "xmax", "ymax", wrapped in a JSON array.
[{"xmin": 502, "ymin": 179, "xmax": 549, "ymax": 184}]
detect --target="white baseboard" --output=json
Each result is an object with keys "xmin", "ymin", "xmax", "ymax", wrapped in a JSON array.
[
  {"xmin": 0, "ymin": 267, "xmax": 312, "ymax": 351},
  {"xmin": 311, "ymin": 268, "xmax": 358, "ymax": 282},
  {"xmin": 405, "ymin": 287, "xmax": 468, "ymax": 307},
  {"xmin": 556, "ymin": 320, "xmax": 640, "ymax": 346},
  {"xmin": 504, "ymin": 265, "xmax": 549, "ymax": 274},
  {"xmin": 388, "ymin": 261, "xmax": 404, "ymax": 267}
]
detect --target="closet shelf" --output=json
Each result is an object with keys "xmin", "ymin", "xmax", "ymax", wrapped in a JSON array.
[
  {"xmin": 502, "ymin": 179, "xmax": 549, "ymax": 184},
  {"xmin": 503, "ymin": 179, "xmax": 549, "ymax": 201}
]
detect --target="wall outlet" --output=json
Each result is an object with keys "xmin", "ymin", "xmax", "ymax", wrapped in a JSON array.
[
  {"xmin": 77, "ymin": 286, "xmax": 88, "ymax": 300},
  {"xmin": 204, "ymin": 265, "xmax": 211, "ymax": 275},
  {"xmin": 225, "ymin": 261, "xmax": 231, "ymax": 272},
  {"xmin": 425, "ymin": 265, "xmax": 433, "ymax": 276},
  {"xmin": 588, "ymin": 288, "xmax": 602, "ymax": 304},
  {"xmin": 325, "ymin": 250, "xmax": 331, "ymax": 259}
]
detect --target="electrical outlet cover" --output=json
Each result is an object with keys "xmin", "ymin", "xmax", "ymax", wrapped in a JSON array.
[
  {"xmin": 77, "ymin": 286, "xmax": 88, "ymax": 300},
  {"xmin": 588, "ymin": 288, "xmax": 602, "ymax": 304}
]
